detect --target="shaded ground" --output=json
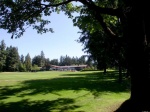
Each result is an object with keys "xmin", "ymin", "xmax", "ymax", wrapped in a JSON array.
[{"xmin": 0, "ymin": 98, "xmax": 80, "ymax": 112}]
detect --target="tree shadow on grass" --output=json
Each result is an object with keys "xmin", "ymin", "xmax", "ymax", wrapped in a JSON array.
[
  {"xmin": 0, "ymin": 71, "xmax": 130, "ymax": 97},
  {"xmin": 0, "ymin": 71, "xmax": 130, "ymax": 111},
  {"xmin": 0, "ymin": 98, "xmax": 81, "ymax": 112}
]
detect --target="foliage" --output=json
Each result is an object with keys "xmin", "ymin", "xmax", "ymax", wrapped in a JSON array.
[
  {"xmin": 81, "ymin": 66, "xmax": 97, "ymax": 71},
  {"xmin": 59, "ymin": 55, "xmax": 86, "ymax": 66},
  {"xmin": 5, "ymin": 46, "xmax": 20, "ymax": 71},
  {"xmin": 0, "ymin": 40, "xmax": 7, "ymax": 71},
  {"xmin": 20, "ymin": 54, "xmax": 24, "ymax": 64},
  {"xmin": 32, "ymin": 55, "xmax": 42, "ymax": 67},
  {"xmin": 0, "ymin": 42, "xmax": 95, "ymax": 72},
  {"xmin": 0, "ymin": 0, "xmax": 124, "ymax": 39},
  {"xmin": 24, "ymin": 53, "xmax": 32, "ymax": 71},
  {"xmin": 0, "ymin": 0, "xmax": 81, "ymax": 38},
  {"xmin": 50, "ymin": 59, "xmax": 59, "ymax": 65},
  {"xmin": 40, "ymin": 50, "xmax": 45, "ymax": 67},
  {"xmin": 18, "ymin": 62, "xmax": 26, "ymax": 72},
  {"xmin": 0, "ymin": 0, "xmax": 126, "ymax": 70},
  {"xmin": 31, "ymin": 64, "xmax": 40, "ymax": 72}
]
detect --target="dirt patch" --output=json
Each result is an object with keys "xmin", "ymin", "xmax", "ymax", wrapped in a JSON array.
[{"xmin": 103, "ymin": 102, "xmax": 122, "ymax": 112}]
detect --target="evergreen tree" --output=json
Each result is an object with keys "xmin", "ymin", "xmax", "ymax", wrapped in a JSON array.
[
  {"xmin": 0, "ymin": 40, "xmax": 6, "ymax": 71},
  {"xmin": 24, "ymin": 53, "xmax": 32, "ymax": 71},
  {"xmin": 71, "ymin": 56, "xmax": 76, "ymax": 65},
  {"xmin": 32, "ymin": 55, "xmax": 41, "ymax": 67},
  {"xmin": 5, "ymin": 46, "xmax": 20, "ymax": 71},
  {"xmin": 50, "ymin": 59, "xmax": 59, "ymax": 65},
  {"xmin": 18, "ymin": 62, "xmax": 26, "ymax": 72},
  {"xmin": 59, "ymin": 56, "xmax": 64, "ymax": 66},
  {"xmin": 45, "ymin": 58, "xmax": 50, "ymax": 65},
  {"xmin": 79, "ymin": 55, "xmax": 86, "ymax": 65},
  {"xmin": 20, "ymin": 54, "xmax": 24, "ymax": 64},
  {"xmin": 40, "ymin": 50, "xmax": 45, "ymax": 67}
]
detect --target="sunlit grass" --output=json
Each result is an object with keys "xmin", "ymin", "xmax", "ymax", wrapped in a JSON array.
[{"xmin": 0, "ymin": 70, "xmax": 130, "ymax": 112}]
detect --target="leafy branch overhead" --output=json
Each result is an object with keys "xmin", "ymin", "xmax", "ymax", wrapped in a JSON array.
[{"xmin": 0, "ymin": 0, "xmax": 124, "ymax": 39}]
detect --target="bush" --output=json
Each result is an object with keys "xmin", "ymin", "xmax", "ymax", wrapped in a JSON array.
[
  {"xmin": 18, "ymin": 63, "xmax": 26, "ymax": 72},
  {"xmin": 81, "ymin": 66, "xmax": 97, "ymax": 71},
  {"xmin": 31, "ymin": 64, "xmax": 40, "ymax": 72}
]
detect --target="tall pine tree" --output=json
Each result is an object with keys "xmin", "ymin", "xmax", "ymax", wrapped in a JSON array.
[
  {"xmin": 5, "ymin": 46, "xmax": 20, "ymax": 71},
  {"xmin": 0, "ymin": 40, "xmax": 6, "ymax": 71},
  {"xmin": 24, "ymin": 53, "xmax": 32, "ymax": 71}
]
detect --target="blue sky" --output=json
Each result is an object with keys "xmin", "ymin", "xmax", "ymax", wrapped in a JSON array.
[{"xmin": 0, "ymin": 12, "xmax": 87, "ymax": 60}]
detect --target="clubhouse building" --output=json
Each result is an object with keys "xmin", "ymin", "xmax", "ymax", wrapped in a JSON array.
[{"xmin": 50, "ymin": 65, "xmax": 87, "ymax": 71}]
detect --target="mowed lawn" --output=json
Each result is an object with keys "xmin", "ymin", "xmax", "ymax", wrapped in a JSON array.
[{"xmin": 0, "ymin": 71, "xmax": 130, "ymax": 112}]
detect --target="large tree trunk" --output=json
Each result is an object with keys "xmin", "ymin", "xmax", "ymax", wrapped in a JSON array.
[{"xmin": 116, "ymin": 1, "xmax": 150, "ymax": 111}]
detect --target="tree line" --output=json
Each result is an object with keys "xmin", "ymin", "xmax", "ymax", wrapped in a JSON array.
[{"xmin": 0, "ymin": 40, "xmax": 94, "ymax": 72}]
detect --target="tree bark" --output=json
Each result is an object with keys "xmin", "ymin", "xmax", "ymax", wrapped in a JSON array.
[{"xmin": 116, "ymin": 1, "xmax": 150, "ymax": 111}]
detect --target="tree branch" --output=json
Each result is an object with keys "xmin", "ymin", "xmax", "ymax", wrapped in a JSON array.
[
  {"xmin": 41, "ymin": 0, "xmax": 75, "ymax": 7},
  {"xmin": 41, "ymin": 0, "xmax": 122, "ymax": 17},
  {"xmin": 79, "ymin": 0, "xmax": 118, "ymax": 37},
  {"xmin": 2, "ymin": 0, "xmax": 122, "ymax": 39},
  {"xmin": 81, "ymin": 0, "xmax": 122, "ymax": 16}
]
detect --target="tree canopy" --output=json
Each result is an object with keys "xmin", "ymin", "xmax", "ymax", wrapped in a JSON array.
[{"xmin": 0, "ymin": 0, "xmax": 123, "ymax": 39}]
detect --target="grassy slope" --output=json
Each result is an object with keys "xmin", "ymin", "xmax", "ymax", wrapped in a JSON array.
[{"xmin": 0, "ymin": 71, "xmax": 130, "ymax": 112}]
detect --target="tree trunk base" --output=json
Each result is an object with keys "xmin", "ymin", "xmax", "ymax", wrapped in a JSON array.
[{"xmin": 114, "ymin": 98, "xmax": 150, "ymax": 112}]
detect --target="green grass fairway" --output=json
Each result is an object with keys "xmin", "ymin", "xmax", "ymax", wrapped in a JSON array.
[{"xmin": 0, "ymin": 71, "xmax": 130, "ymax": 112}]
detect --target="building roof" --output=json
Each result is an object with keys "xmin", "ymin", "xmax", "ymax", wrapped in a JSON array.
[{"xmin": 51, "ymin": 65, "xmax": 87, "ymax": 68}]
